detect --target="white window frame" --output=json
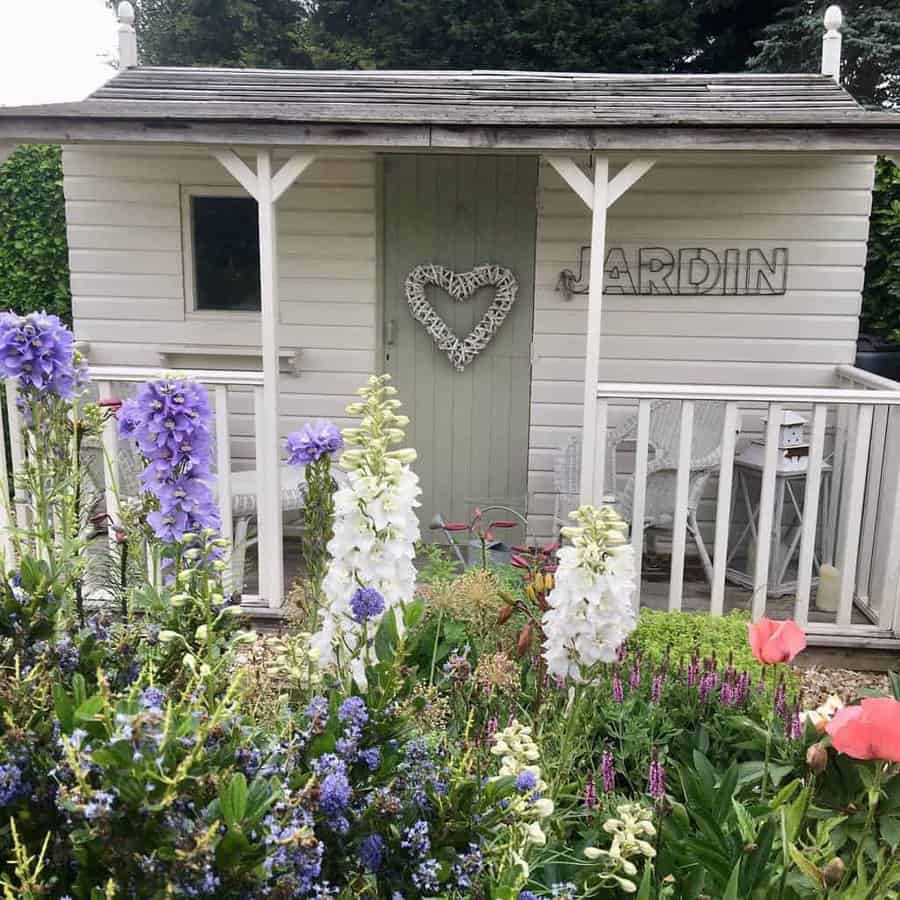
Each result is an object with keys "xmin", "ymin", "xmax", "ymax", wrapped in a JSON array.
[{"xmin": 180, "ymin": 184, "xmax": 262, "ymax": 320}]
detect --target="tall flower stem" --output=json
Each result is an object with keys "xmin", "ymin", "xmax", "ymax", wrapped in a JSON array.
[{"xmin": 841, "ymin": 763, "xmax": 884, "ymax": 891}]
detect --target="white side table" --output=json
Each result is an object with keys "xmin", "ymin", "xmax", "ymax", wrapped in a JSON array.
[{"xmin": 726, "ymin": 458, "xmax": 832, "ymax": 598}]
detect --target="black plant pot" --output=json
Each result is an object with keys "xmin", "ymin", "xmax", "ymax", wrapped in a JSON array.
[{"xmin": 856, "ymin": 334, "xmax": 900, "ymax": 381}]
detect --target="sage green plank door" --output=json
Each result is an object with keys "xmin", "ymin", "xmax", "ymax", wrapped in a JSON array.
[{"xmin": 381, "ymin": 154, "xmax": 538, "ymax": 535}]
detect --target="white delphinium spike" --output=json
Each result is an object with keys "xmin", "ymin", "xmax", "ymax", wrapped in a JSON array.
[
  {"xmin": 541, "ymin": 505, "xmax": 637, "ymax": 683},
  {"xmin": 310, "ymin": 375, "xmax": 421, "ymax": 684}
]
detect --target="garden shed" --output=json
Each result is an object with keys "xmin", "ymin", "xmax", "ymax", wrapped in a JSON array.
[{"xmin": 1, "ymin": 4, "xmax": 900, "ymax": 648}]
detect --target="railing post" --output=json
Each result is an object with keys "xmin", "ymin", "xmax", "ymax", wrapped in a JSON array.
[
  {"xmin": 710, "ymin": 401, "xmax": 739, "ymax": 616},
  {"xmin": 630, "ymin": 400, "xmax": 651, "ymax": 605},
  {"xmin": 794, "ymin": 403, "xmax": 827, "ymax": 626},
  {"xmin": 837, "ymin": 405, "xmax": 873, "ymax": 626},
  {"xmin": 97, "ymin": 382, "xmax": 121, "ymax": 546},
  {"xmin": 668, "ymin": 399, "xmax": 694, "ymax": 611},
  {"xmin": 0, "ymin": 388, "xmax": 13, "ymax": 563},
  {"xmin": 752, "ymin": 402, "xmax": 783, "ymax": 620},
  {"xmin": 5, "ymin": 380, "xmax": 29, "ymax": 532}
]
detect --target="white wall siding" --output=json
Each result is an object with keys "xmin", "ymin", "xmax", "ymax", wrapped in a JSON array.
[
  {"xmin": 63, "ymin": 146, "xmax": 377, "ymax": 467},
  {"xmin": 528, "ymin": 153, "xmax": 876, "ymax": 540}
]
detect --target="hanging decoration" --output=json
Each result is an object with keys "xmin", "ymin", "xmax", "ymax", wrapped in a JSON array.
[{"xmin": 404, "ymin": 263, "xmax": 518, "ymax": 372}]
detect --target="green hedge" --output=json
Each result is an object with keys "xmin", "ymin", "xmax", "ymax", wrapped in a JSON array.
[
  {"xmin": 861, "ymin": 157, "xmax": 900, "ymax": 340},
  {"xmin": 0, "ymin": 145, "xmax": 72, "ymax": 321}
]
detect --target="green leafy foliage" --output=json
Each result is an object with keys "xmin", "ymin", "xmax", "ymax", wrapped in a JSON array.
[
  {"xmin": 631, "ymin": 609, "xmax": 762, "ymax": 674},
  {"xmin": 861, "ymin": 158, "xmax": 900, "ymax": 339},
  {"xmin": 750, "ymin": 0, "xmax": 900, "ymax": 108},
  {"xmin": 0, "ymin": 146, "xmax": 71, "ymax": 321},
  {"xmin": 130, "ymin": 0, "xmax": 312, "ymax": 68}
]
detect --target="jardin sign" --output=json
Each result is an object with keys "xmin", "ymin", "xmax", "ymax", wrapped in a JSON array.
[
  {"xmin": 604, "ymin": 246, "xmax": 789, "ymax": 296},
  {"xmin": 560, "ymin": 246, "xmax": 790, "ymax": 297}
]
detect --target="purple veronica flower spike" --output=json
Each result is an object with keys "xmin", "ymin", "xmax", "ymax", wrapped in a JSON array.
[
  {"xmin": 285, "ymin": 420, "xmax": 344, "ymax": 466},
  {"xmin": 648, "ymin": 751, "xmax": 666, "ymax": 800},
  {"xmin": 583, "ymin": 772, "xmax": 598, "ymax": 811},
  {"xmin": 601, "ymin": 749, "xmax": 616, "ymax": 794},
  {"xmin": 612, "ymin": 669, "xmax": 624, "ymax": 704}
]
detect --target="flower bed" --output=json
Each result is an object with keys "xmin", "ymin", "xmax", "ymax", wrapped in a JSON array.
[{"xmin": 1, "ymin": 311, "xmax": 899, "ymax": 898}]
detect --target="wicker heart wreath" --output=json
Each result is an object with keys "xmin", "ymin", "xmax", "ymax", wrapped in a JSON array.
[{"xmin": 404, "ymin": 263, "xmax": 519, "ymax": 372}]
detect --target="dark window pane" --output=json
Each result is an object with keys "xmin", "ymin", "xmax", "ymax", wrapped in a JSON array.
[{"xmin": 192, "ymin": 196, "xmax": 260, "ymax": 311}]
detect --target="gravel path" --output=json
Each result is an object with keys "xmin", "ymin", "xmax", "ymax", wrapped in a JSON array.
[{"xmin": 800, "ymin": 667, "xmax": 891, "ymax": 708}]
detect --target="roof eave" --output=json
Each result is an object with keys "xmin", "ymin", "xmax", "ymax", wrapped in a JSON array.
[{"xmin": 0, "ymin": 115, "xmax": 898, "ymax": 153}]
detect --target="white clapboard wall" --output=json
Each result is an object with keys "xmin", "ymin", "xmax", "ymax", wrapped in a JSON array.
[
  {"xmin": 527, "ymin": 152, "xmax": 876, "ymax": 540},
  {"xmin": 62, "ymin": 145, "xmax": 377, "ymax": 467},
  {"xmin": 62, "ymin": 146, "xmax": 876, "ymax": 541}
]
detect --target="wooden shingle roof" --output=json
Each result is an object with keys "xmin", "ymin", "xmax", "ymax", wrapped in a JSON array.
[
  {"xmin": 1, "ymin": 67, "xmax": 898, "ymax": 151},
  {"xmin": 52, "ymin": 69, "xmax": 880, "ymax": 125}
]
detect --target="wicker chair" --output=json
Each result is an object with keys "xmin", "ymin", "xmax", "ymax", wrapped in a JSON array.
[{"xmin": 553, "ymin": 400, "xmax": 729, "ymax": 585}]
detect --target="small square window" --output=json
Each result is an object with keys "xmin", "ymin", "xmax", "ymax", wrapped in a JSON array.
[{"xmin": 191, "ymin": 196, "xmax": 260, "ymax": 312}]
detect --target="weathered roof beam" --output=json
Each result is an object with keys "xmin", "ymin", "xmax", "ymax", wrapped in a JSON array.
[{"xmin": 0, "ymin": 119, "xmax": 898, "ymax": 153}]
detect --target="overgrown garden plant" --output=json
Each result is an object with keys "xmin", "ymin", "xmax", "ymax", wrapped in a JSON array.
[{"xmin": 2, "ymin": 311, "xmax": 900, "ymax": 898}]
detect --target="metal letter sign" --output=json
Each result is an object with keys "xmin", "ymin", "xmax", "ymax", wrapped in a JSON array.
[{"xmin": 557, "ymin": 246, "xmax": 790, "ymax": 298}]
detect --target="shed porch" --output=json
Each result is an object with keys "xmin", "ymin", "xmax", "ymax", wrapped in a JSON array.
[{"xmin": 2, "ymin": 8, "xmax": 900, "ymax": 649}]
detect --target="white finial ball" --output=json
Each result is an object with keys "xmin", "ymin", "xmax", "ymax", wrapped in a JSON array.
[
  {"xmin": 118, "ymin": 1, "xmax": 135, "ymax": 25},
  {"xmin": 824, "ymin": 5, "xmax": 843, "ymax": 32}
]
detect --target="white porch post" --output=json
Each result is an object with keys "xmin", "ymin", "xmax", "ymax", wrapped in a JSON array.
[
  {"xmin": 214, "ymin": 148, "xmax": 315, "ymax": 607},
  {"xmin": 546, "ymin": 155, "xmax": 656, "ymax": 504},
  {"xmin": 256, "ymin": 151, "xmax": 283, "ymax": 607},
  {"xmin": 581, "ymin": 156, "xmax": 610, "ymax": 504}
]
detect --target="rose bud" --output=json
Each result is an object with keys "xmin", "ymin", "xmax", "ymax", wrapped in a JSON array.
[
  {"xmin": 806, "ymin": 743, "xmax": 828, "ymax": 775},
  {"xmin": 823, "ymin": 857, "xmax": 845, "ymax": 887}
]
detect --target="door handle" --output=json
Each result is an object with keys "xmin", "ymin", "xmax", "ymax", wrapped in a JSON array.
[{"xmin": 385, "ymin": 319, "xmax": 396, "ymax": 346}]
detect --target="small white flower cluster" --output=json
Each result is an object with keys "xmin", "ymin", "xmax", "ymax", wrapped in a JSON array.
[
  {"xmin": 491, "ymin": 720, "xmax": 554, "ymax": 849},
  {"xmin": 584, "ymin": 802, "xmax": 656, "ymax": 894},
  {"xmin": 310, "ymin": 375, "xmax": 421, "ymax": 679},
  {"xmin": 541, "ymin": 505, "xmax": 637, "ymax": 683}
]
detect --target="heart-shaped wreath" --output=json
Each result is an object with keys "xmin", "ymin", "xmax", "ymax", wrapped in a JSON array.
[{"xmin": 404, "ymin": 263, "xmax": 519, "ymax": 372}]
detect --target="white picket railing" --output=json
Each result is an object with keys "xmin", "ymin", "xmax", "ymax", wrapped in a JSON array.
[
  {"xmin": 5, "ymin": 360, "xmax": 900, "ymax": 637},
  {"xmin": 590, "ymin": 367, "xmax": 900, "ymax": 640},
  {"xmin": 0, "ymin": 365, "xmax": 284, "ymax": 608}
]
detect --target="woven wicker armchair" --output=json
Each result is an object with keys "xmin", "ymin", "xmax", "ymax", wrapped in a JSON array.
[{"xmin": 553, "ymin": 400, "xmax": 729, "ymax": 585}]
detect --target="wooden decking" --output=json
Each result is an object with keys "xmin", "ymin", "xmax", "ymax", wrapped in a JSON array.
[{"xmin": 240, "ymin": 540, "xmax": 869, "ymax": 626}]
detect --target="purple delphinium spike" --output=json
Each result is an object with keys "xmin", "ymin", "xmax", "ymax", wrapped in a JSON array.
[
  {"xmin": 612, "ymin": 669, "xmax": 624, "ymax": 704},
  {"xmin": 601, "ymin": 750, "xmax": 616, "ymax": 794},
  {"xmin": 0, "ymin": 311, "xmax": 82, "ymax": 399},
  {"xmin": 285, "ymin": 420, "xmax": 343, "ymax": 466},
  {"xmin": 584, "ymin": 773, "xmax": 598, "ymax": 814},
  {"xmin": 486, "ymin": 718, "xmax": 498, "ymax": 743},
  {"xmin": 651, "ymin": 670, "xmax": 664, "ymax": 704},
  {"xmin": 648, "ymin": 751, "xmax": 666, "ymax": 800},
  {"xmin": 615, "ymin": 642, "xmax": 628, "ymax": 664}
]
